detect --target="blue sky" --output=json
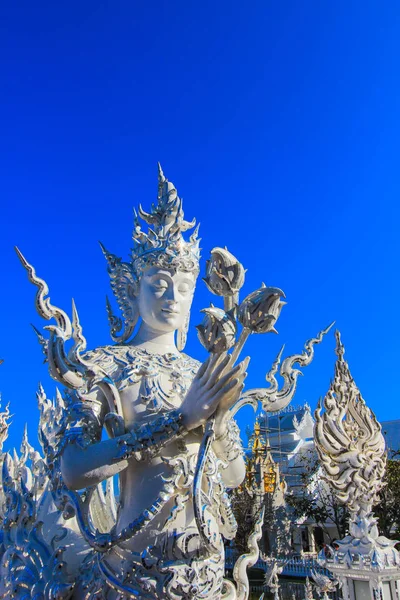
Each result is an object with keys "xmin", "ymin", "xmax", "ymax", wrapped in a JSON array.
[{"xmin": 1, "ymin": 1, "xmax": 400, "ymax": 455}]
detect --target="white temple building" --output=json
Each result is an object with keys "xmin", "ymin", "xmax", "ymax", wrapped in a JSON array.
[{"xmin": 246, "ymin": 404, "xmax": 400, "ymax": 556}]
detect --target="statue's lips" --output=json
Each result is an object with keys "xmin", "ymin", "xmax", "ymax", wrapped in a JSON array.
[{"xmin": 161, "ymin": 308, "xmax": 179, "ymax": 315}]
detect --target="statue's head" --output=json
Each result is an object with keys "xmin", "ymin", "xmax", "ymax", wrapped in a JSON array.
[
  {"xmin": 135, "ymin": 264, "xmax": 196, "ymax": 338},
  {"xmin": 101, "ymin": 165, "xmax": 200, "ymax": 349}
]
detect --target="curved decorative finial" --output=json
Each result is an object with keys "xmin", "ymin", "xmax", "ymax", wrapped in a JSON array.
[
  {"xmin": 0, "ymin": 401, "xmax": 11, "ymax": 452},
  {"xmin": 15, "ymin": 246, "xmax": 72, "ymax": 334},
  {"xmin": 240, "ymin": 322, "xmax": 335, "ymax": 414},
  {"xmin": 334, "ymin": 329, "xmax": 345, "ymax": 362},
  {"xmin": 132, "ymin": 165, "xmax": 200, "ymax": 275},
  {"xmin": 67, "ymin": 299, "xmax": 87, "ymax": 364},
  {"xmin": 100, "ymin": 243, "xmax": 138, "ymax": 344},
  {"xmin": 314, "ymin": 329, "xmax": 387, "ymax": 548},
  {"xmin": 232, "ymin": 506, "xmax": 265, "ymax": 600},
  {"xmin": 16, "ymin": 248, "xmax": 123, "ymax": 416},
  {"xmin": 31, "ymin": 323, "xmax": 48, "ymax": 362}
]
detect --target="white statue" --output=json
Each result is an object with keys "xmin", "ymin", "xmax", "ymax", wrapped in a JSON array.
[
  {"xmin": 264, "ymin": 559, "xmax": 285, "ymax": 600},
  {"xmin": 304, "ymin": 577, "xmax": 315, "ymax": 600},
  {"xmin": 310, "ymin": 571, "xmax": 338, "ymax": 600},
  {"xmin": 0, "ymin": 165, "xmax": 331, "ymax": 599}
]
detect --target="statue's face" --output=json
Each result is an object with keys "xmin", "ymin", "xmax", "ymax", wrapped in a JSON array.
[{"xmin": 136, "ymin": 266, "xmax": 196, "ymax": 333}]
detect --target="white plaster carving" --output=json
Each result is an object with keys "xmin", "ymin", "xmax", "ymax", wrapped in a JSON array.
[
  {"xmin": 264, "ymin": 559, "xmax": 285, "ymax": 600},
  {"xmin": 314, "ymin": 331, "xmax": 389, "ymax": 555},
  {"xmin": 311, "ymin": 570, "xmax": 338, "ymax": 600},
  {"xmin": 314, "ymin": 331, "xmax": 400, "ymax": 599},
  {"xmin": 0, "ymin": 166, "xmax": 330, "ymax": 598},
  {"xmin": 304, "ymin": 577, "xmax": 315, "ymax": 600}
]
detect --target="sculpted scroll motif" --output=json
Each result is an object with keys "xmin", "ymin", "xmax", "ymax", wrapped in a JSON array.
[
  {"xmin": 314, "ymin": 330, "xmax": 391, "ymax": 556},
  {"xmin": 0, "ymin": 166, "xmax": 330, "ymax": 599},
  {"xmin": 314, "ymin": 331, "xmax": 386, "ymax": 517}
]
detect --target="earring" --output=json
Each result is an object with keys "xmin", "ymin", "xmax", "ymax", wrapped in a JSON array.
[
  {"xmin": 177, "ymin": 312, "xmax": 190, "ymax": 352},
  {"xmin": 106, "ymin": 293, "xmax": 139, "ymax": 344}
]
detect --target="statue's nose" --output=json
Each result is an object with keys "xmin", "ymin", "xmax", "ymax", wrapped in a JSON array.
[
  {"xmin": 165, "ymin": 300, "xmax": 179, "ymax": 310},
  {"xmin": 164, "ymin": 284, "xmax": 178, "ymax": 302}
]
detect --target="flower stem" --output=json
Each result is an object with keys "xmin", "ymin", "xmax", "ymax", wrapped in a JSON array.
[
  {"xmin": 224, "ymin": 292, "xmax": 238, "ymax": 313},
  {"xmin": 231, "ymin": 328, "xmax": 251, "ymax": 364}
]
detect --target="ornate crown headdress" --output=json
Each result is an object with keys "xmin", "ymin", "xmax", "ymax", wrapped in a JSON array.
[{"xmin": 101, "ymin": 164, "xmax": 200, "ymax": 344}]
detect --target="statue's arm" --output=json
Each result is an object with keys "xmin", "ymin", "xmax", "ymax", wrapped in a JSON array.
[
  {"xmin": 60, "ymin": 387, "xmax": 126, "ymax": 490},
  {"xmin": 60, "ymin": 390, "xmax": 186, "ymax": 490},
  {"xmin": 61, "ymin": 353, "xmax": 247, "ymax": 490},
  {"xmin": 212, "ymin": 418, "xmax": 246, "ymax": 488},
  {"xmin": 61, "ymin": 437, "xmax": 130, "ymax": 490}
]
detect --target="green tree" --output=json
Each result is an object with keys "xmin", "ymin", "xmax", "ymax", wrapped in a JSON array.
[
  {"xmin": 286, "ymin": 451, "xmax": 349, "ymax": 542},
  {"xmin": 373, "ymin": 456, "xmax": 400, "ymax": 539},
  {"xmin": 230, "ymin": 482, "xmax": 294, "ymax": 556},
  {"xmin": 229, "ymin": 486, "xmax": 258, "ymax": 555}
]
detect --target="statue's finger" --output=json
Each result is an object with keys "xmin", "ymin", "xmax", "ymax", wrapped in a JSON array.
[
  {"xmin": 196, "ymin": 354, "xmax": 212, "ymax": 379},
  {"xmin": 213, "ymin": 378, "xmax": 241, "ymax": 405},
  {"xmin": 235, "ymin": 356, "xmax": 249, "ymax": 376},
  {"xmin": 241, "ymin": 356, "xmax": 250, "ymax": 373},
  {"xmin": 201, "ymin": 351, "xmax": 225, "ymax": 383},
  {"xmin": 217, "ymin": 352, "xmax": 236, "ymax": 380},
  {"xmin": 205, "ymin": 353, "xmax": 231, "ymax": 389},
  {"xmin": 221, "ymin": 380, "xmax": 246, "ymax": 411},
  {"xmin": 216, "ymin": 371, "xmax": 247, "ymax": 409},
  {"xmin": 211, "ymin": 363, "xmax": 242, "ymax": 394},
  {"xmin": 212, "ymin": 356, "xmax": 249, "ymax": 394}
]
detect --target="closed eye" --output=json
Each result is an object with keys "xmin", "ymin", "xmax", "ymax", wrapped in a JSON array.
[
  {"xmin": 151, "ymin": 278, "xmax": 169, "ymax": 289},
  {"xmin": 178, "ymin": 285, "xmax": 191, "ymax": 294}
]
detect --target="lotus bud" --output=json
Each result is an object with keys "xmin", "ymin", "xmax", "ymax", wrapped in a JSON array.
[
  {"xmin": 196, "ymin": 305, "xmax": 237, "ymax": 353},
  {"xmin": 238, "ymin": 284, "xmax": 286, "ymax": 334},
  {"xmin": 203, "ymin": 247, "xmax": 245, "ymax": 297}
]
